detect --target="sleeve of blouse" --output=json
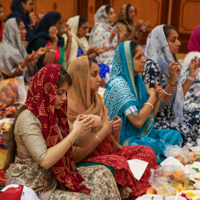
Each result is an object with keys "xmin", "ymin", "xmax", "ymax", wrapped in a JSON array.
[
  {"xmin": 17, "ymin": 111, "xmax": 47, "ymax": 164},
  {"xmin": 142, "ymin": 60, "xmax": 163, "ymax": 88}
]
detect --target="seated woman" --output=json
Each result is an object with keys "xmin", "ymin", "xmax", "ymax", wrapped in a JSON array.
[
  {"xmin": 0, "ymin": 18, "xmax": 47, "ymax": 82},
  {"xmin": 0, "ymin": 4, "xmax": 5, "ymax": 42},
  {"xmin": 64, "ymin": 15, "xmax": 110, "ymax": 80},
  {"xmin": 141, "ymin": 25, "xmax": 200, "ymax": 146},
  {"xmin": 104, "ymin": 40, "xmax": 183, "ymax": 163},
  {"xmin": 88, "ymin": 5, "xmax": 125, "ymax": 65},
  {"xmin": 67, "ymin": 56, "xmax": 158, "ymax": 199},
  {"xmin": 27, "ymin": 11, "xmax": 72, "ymax": 70},
  {"xmin": 115, "ymin": 4, "xmax": 150, "ymax": 42},
  {"xmin": 6, "ymin": 0, "xmax": 36, "ymax": 42},
  {"xmin": 181, "ymin": 25, "xmax": 200, "ymax": 111},
  {"xmin": 4, "ymin": 64, "xmax": 121, "ymax": 200}
]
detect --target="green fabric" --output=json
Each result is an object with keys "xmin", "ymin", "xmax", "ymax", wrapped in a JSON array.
[
  {"xmin": 76, "ymin": 162, "xmax": 115, "ymax": 175},
  {"xmin": 56, "ymin": 47, "xmax": 65, "ymax": 67}
]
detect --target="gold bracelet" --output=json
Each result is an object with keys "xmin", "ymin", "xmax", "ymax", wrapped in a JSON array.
[
  {"xmin": 163, "ymin": 89, "xmax": 172, "ymax": 96},
  {"xmin": 67, "ymin": 138, "xmax": 72, "ymax": 145},
  {"xmin": 67, "ymin": 40, "xmax": 72, "ymax": 43},
  {"xmin": 144, "ymin": 102, "xmax": 154, "ymax": 110},
  {"xmin": 95, "ymin": 135, "xmax": 101, "ymax": 143},
  {"xmin": 18, "ymin": 64, "xmax": 26, "ymax": 71}
]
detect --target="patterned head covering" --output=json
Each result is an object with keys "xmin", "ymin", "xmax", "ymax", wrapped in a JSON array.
[
  {"xmin": 94, "ymin": 5, "xmax": 109, "ymax": 24},
  {"xmin": 0, "ymin": 18, "xmax": 27, "ymax": 77},
  {"xmin": 145, "ymin": 25, "xmax": 184, "ymax": 123},
  {"xmin": 188, "ymin": 25, "xmax": 200, "ymax": 52},
  {"xmin": 25, "ymin": 64, "xmax": 90, "ymax": 194}
]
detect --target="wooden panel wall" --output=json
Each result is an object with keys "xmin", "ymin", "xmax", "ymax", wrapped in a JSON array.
[
  {"xmin": 2, "ymin": 0, "xmax": 77, "ymax": 22},
  {"xmin": 179, "ymin": 0, "xmax": 200, "ymax": 33}
]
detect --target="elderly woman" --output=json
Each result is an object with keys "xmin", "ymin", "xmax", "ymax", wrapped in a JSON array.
[{"xmin": 142, "ymin": 25, "xmax": 200, "ymax": 146}]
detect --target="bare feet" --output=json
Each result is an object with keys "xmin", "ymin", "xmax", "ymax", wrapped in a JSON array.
[{"xmin": 119, "ymin": 186, "xmax": 132, "ymax": 199}]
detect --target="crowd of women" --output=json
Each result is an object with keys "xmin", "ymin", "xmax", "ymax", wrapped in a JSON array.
[{"xmin": 0, "ymin": 0, "xmax": 200, "ymax": 199}]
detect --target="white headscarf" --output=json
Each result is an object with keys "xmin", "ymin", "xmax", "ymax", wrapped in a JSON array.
[{"xmin": 145, "ymin": 25, "xmax": 184, "ymax": 123}]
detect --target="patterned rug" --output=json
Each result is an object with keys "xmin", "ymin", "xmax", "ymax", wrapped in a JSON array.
[{"xmin": 0, "ymin": 149, "xmax": 8, "ymax": 186}]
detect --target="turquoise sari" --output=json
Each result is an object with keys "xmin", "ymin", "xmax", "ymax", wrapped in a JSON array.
[{"xmin": 104, "ymin": 41, "xmax": 182, "ymax": 163}]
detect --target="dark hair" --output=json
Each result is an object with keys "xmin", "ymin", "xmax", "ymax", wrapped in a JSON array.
[
  {"xmin": 88, "ymin": 57, "xmax": 98, "ymax": 68},
  {"xmin": 0, "ymin": 4, "xmax": 3, "ymax": 8},
  {"xmin": 16, "ymin": 18, "xmax": 23, "ymax": 26},
  {"xmin": 57, "ymin": 66, "xmax": 72, "ymax": 88},
  {"xmin": 53, "ymin": 12, "xmax": 62, "ymax": 26},
  {"xmin": 126, "ymin": 4, "xmax": 132, "ymax": 20},
  {"xmin": 105, "ymin": 5, "xmax": 112, "ymax": 14},
  {"xmin": 130, "ymin": 40, "xmax": 140, "ymax": 57},
  {"xmin": 21, "ymin": 0, "xmax": 29, "ymax": 3},
  {"xmin": 4, "ymin": 67, "xmax": 72, "ymax": 171},
  {"xmin": 163, "ymin": 25, "xmax": 178, "ymax": 39},
  {"xmin": 78, "ymin": 16, "xmax": 88, "ymax": 28}
]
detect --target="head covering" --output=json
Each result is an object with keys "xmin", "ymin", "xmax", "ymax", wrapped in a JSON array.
[
  {"xmin": 188, "ymin": 25, "xmax": 200, "ymax": 52},
  {"xmin": 67, "ymin": 56, "xmax": 108, "ymax": 123},
  {"xmin": 116, "ymin": 4, "xmax": 134, "ymax": 35},
  {"xmin": 25, "ymin": 64, "xmax": 90, "ymax": 194},
  {"xmin": 145, "ymin": 25, "xmax": 184, "ymax": 123},
  {"xmin": 27, "ymin": 11, "xmax": 64, "ymax": 52},
  {"xmin": 6, "ymin": 0, "xmax": 33, "ymax": 41},
  {"xmin": 63, "ymin": 16, "xmax": 88, "ymax": 66},
  {"xmin": 0, "ymin": 18, "xmax": 27, "ymax": 78},
  {"xmin": 104, "ymin": 41, "xmax": 154, "ymax": 144}
]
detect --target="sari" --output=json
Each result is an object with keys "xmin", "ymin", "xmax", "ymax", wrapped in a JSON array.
[
  {"xmin": 27, "ymin": 12, "xmax": 65, "ymax": 70},
  {"xmin": 142, "ymin": 25, "xmax": 200, "ymax": 146},
  {"xmin": 67, "ymin": 56, "xmax": 158, "ymax": 197},
  {"xmin": 88, "ymin": 5, "xmax": 118, "ymax": 65},
  {"xmin": 6, "ymin": 0, "xmax": 35, "ymax": 42},
  {"xmin": 104, "ymin": 41, "xmax": 183, "ymax": 163}
]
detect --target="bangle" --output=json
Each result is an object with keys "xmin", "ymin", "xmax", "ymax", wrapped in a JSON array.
[
  {"xmin": 67, "ymin": 138, "xmax": 72, "ymax": 145},
  {"xmin": 95, "ymin": 51, "xmax": 99, "ymax": 56},
  {"xmin": 163, "ymin": 89, "xmax": 172, "ymax": 96},
  {"xmin": 168, "ymin": 81, "xmax": 176, "ymax": 86},
  {"xmin": 95, "ymin": 135, "xmax": 101, "ymax": 143},
  {"xmin": 49, "ymin": 49, "xmax": 56, "ymax": 53},
  {"xmin": 144, "ymin": 102, "xmax": 154, "ymax": 110},
  {"xmin": 67, "ymin": 40, "xmax": 72, "ymax": 43},
  {"xmin": 18, "ymin": 64, "xmax": 26, "ymax": 71},
  {"xmin": 187, "ymin": 76, "xmax": 195, "ymax": 82}
]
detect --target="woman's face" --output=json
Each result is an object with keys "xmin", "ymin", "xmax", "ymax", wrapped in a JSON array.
[
  {"xmin": 54, "ymin": 18, "xmax": 63, "ymax": 32},
  {"xmin": 55, "ymin": 81, "xmax": 69, "ymax": 109},
  {"xmin": 0, "ymin": 7, "xmax": 5, "ymax": 21},
  {"xmin": 18, "ymin": 21, "xmax": 27, "ymax": 41},
  {"xmin": 21, "ymin": 0, "xmax": 34, "ymax": 14},
  {"xmin": 90, "ymin": 62, "xmax": 102, "ymax": 93},
  {"xmin": 77, "ymin": 21, "xmax": 89, "ymax": 38},
  {"xmin": 133, "ymin": 45, "xmax": 146, "ymax": 76},
  {"xmin": 128, "ymin": 6, "xmax": 136, "ymax": 21},
  {"xmin": 166, "ymin": 29, "xmax": 181, "ymax": 55},
  {"xmin": 107, "ymin": 8, "xmax": 116, "ymax": 23}
]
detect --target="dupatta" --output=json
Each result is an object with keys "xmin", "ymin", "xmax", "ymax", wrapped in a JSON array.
[
  {"xmin": 104, "ymin": 41, "xmax": 154, "ymax": 144},
  {"xmin": 145, "ymin": 25, "xmax": 184, "ymax": 123},
  {"xmin": 25, "ymin": 64, "xmax": 90, "ymax": 194}
]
